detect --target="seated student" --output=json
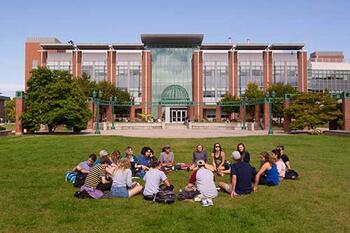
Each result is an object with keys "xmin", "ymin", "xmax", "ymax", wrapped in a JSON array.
[
  {"xmin": 70, "ymin": 154, "xmax": 97, "ymax": 188},
  {"xmin": 110, "ymin": 150, "xmax": 121, "ymax": 167},
  {"xmin": 277, "ymin": 145, "xmax": 299, "ymax": 179},
  {"xmin": 80, "ymin": 155, "xmax": 111, "ymax": 199},
  {"xmin": 187, "ymin": 160, "xmax": 218, "ymax": 207},
  {"xmin": 124, "ymin": 146, "xmax": 139, "ymax": 175},
  {"xmin": 143, "ymin": 159, "xmax": 172, "ymax": 200},
  {"xmin": 138, "ymin": 147, "xmax": 153, "ymax": 169},
  {"xmin": 94, "ymin": 150, "xmax": 111, "ymax": 165},
  {"xmin": 237, "ymin": 143, "xmax": 251, "ymax": 163},
  {"xmin": 111, "ymin": 158, "xmax": 143, "ymax": 198},
  {"xmin": 253, "ymin": 152, "xmax": 279, "ymax": 192},
  {"xmin": 211, "ymin": 143, "xmax": 230, "ymax": 175},
  {"xmin": 189, "ymin": 144, "xmax": 209, "ymax": 170},
  {"xmin": 219, "ymin": 151, "xmax": 256, "ymax": 196},
  {"xmin": 272, "ymin": 149, "xmax": 286, "ymax": 181},
  {"xmin": 160, "ymin": 144, "xmax": 175, "ymax": 170},
  {"xmin": 73, "ymin": 154, "xmax": 97, "ymax": 174}
]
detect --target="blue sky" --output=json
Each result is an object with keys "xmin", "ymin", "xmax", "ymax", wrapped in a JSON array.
[{"xmin": 0, "ymin": 0, "xmax": 349, "ymax": 97}]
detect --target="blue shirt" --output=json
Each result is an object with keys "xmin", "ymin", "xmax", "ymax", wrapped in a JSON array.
[
  {"xmin": 138, "ymin": 154, "xmax": 151, "ymax": 167},
  {"xmin": 230, "ymin": 162, "xmax": 256, "ymax": 195},
  {"xmin": 265, "ymin": 164, "xmax": 279, "ymax": 185}
]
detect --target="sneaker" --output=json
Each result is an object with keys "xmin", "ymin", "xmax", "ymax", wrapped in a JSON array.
[
  {"xmin": 207, "ymin": 199, "xmax": 213, "ymax": 206},
  {"xmin": 201, "ymin": 199, "xmax": 209, "ymax": 207},
  {"xmin": 194, "ymin": 194, "xmax": 203, "ymax": 202}
]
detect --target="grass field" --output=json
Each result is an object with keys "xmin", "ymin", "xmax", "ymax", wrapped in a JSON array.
[{"xmin": 0, "ymin": 135, "xmax": 349, "ymax": 233}]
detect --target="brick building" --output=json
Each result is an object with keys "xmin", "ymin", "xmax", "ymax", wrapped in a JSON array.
[{"xmin": 24, "ymin": 34, "xmax": 307, "ymax": 124}]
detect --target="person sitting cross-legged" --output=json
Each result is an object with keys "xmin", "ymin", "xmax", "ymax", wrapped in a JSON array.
[
  {"xmin": 218, "ymin": 151, "xmax": 256, "ymax": 197},
  {"xmin": 110, "ymin": 158, "xmax": 143, "ymax": 198},
  {"xmin": 143, "ymin": 159, "xmax": 173, "ymax": 200},
  {"xmin": 187, "ymin": 160, "xmax": 218, "ymax": 207},
  {"xmin": 80, "ymin": 155, "xmax": 112, "ymax": 199}
]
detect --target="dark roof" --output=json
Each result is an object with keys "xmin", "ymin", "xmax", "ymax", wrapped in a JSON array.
[
  {"xmin": 310, "ymin": 51, "xmax": 344, "ymax": 57},
  {"xmin": 141, "ymin": 34, "xmax": 204, "ymax": 45},
  {"xmin": 269, "ymin": 43, "xmax": 304, "ymax": 50},
  {"xmin": 0, "ymin": 95, "xmax": 10, "ymax": 101},
  {"xmin": 200, "ymin": 44, "xmax": 233, "ymax": 50},
  {"xmin": 235, "ymin": 43, "xmax": 269, "ymax": 50}
]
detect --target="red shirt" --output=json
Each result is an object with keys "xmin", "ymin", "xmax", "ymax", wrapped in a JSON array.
[{"xmin": 189, "ymin": 170, "xmax": 198, "ymax": 184}]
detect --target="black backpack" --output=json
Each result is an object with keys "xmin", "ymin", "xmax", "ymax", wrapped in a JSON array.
[
  {"xmin": 74, "ymin": 190, "xmax": 93, "ymax": 199},
  {"xmin": 178, "ymin": 189, "xmax": 200, "ymax": 201},
  {"xmin": 154, "ymin": 190, "xmax": 176, "ymax": 204},
  {"xmin": 73, "ymin": 172, "xmax": 87, "ymax": 188},
  {"xmin": 285, "ymin": 169, "xmax": 299, "ymax": 180}
]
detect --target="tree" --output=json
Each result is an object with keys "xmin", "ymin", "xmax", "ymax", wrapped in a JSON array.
[
  {"xmin": 284, "ymin": 92, "xmax": 342, "ymax": 130},
  {"xmin": 267, "ymin": 83, "xmax": 297, "ymax": 124},
  {"xmin": 244, "ymin": 83, "xmax": 264, "ymax": 120},
  {"xmin": 74, "ymin": 74, "xmax": 131, "ymax": 116},
  {"xmin": 4, "ymin": 98, "xmax": 15, "ymax": 122},
  {"xmin": 21, "ymin": 67, "xmax": 92, "ymax": 133},
  {"xmin": 220, "ymin": 94, "xmax": 240, "ymax": 114}
]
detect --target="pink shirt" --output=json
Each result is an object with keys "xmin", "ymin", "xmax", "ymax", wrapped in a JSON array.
[{"xmin": 275, "ymin": 159, "xmax": 286, "ymax": 179}]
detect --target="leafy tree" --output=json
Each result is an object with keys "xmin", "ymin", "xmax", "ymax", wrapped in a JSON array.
[
  {"xmin": 244, "ymin": 83, "xmax": 264, "ymax": 120},
  {"xmin": 22, "ymin": 67, "xmax": 92, "ymax": 133},
  {"xmin": 284, "ymin": 92, "xmax": 342, "ymax": 130},
  {"xmin": 4, "ymin": 98, "xmax": 16, "ymax": 122},
  {"xmin": 267, "ymin": 83, "xmax": 297, "ymax": 123},
  {"xmin": 220, "ymin": 94, "xmax": 240, "ymax": 114}
]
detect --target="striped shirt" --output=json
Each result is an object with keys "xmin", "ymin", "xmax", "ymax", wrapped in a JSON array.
[{"xmin": 84, "ymin": 164, "xmax": 106, "ymax": 188}]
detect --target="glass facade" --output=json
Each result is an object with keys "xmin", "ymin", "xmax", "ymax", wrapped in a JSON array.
[
  {"xmin": 308, "ymin": 69, "xmax": 350, "ymax": 92},
  {"xmin": 149, "ymin": 46, "xmax": 195, "ymax": 116},
  {"xmin": 272, "ymin": 61, "xmax": 298, "ymax": 87},
  {"xmin": 82, "ymin": 61, "xmax": 107, "ymax": 82},
  {"xmin": 47, "ymin": 53, "xmax": 72, "ymax": 73},
  {"xmin": 238, "ymin": 61, "xmax": 263, "ymax": 94},
  {"xmin": 116, "ymin": 61, "xmax": 142, "ymax": 98},
  {"xmin": 203, "ymin": 53, "xmax": 228, "ymax": 99}
]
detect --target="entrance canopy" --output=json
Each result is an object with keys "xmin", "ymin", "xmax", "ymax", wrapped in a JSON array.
[{"xmin": 160, "ymin": 84, "xmax": 192, "ymax": 105}]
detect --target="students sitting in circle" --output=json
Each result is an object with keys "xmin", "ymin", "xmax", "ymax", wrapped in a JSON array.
[
  {"xmin": 187, "ymin": 160, "xmax": 218, "ymax": 207},
  {"xmin": 237, "ymin": 143, "xmax": 251, "ymax": 163},
  {"xmin": 111, "ymin": 158, "xmax": 143, "ymax": 198},
  {"xmin": 80, "ymin": 155, "xmax": 112, "ymax": 198},
  {"xmin": 211, "ymin": 143, "xmax": 230, "ymax": 175},
  {"xmin": 190, "ymin": 144, "xmax": 208, "ymax": 170},
  {"xmin": 143, "ymin": 159, "xmax": 172, "ymax": 200},
  {"xmin": 219, "ymin": 151, "xmax": 256, "ymax": 196},
  {"xmin": 73, "ymin": 154, "xmax": 97, "ymax": 174},
  {"xmin": 272, "ymin": 149, "xmax": 286, "ymax": 181},
  {"xmin": 124, "ymin": 146, "xmax": 139, "ymax": 175},
  {"xmin": 160, "ymin": 144, "xmax": 175, "ymax": 170},
  {"xmin": 253, "ymin": 152, "xmax": 279, "ymax": 192}
]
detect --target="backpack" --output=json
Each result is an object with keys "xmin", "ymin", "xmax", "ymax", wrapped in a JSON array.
[
  {"xmin": 178, "ymin": 189, "xmax": 200, "ymax": 201},
  {"xmin": 154, "ymin": 190, "xmax": 176, "ymax": 204},
  {"xmin": 74, "ymin": 190, "xmax": 93, "ymax": 199},
  {"xmin": 285, "ymin": 169, "xmax": 299, "ymax": 180},
  {"xmin": 65, "ymin": 171, "xmax": 77, "ymax": 184},
  {"xmin": 73, "ymin": 172, "xmax": 87, "ymax": 188}
]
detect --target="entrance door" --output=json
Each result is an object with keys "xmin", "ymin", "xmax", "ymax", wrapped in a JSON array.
[{"xmin": 170, "ymin": 108, "xmax": 187, "ymax": 123}]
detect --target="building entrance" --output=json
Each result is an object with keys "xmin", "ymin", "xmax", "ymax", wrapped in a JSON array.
[{"xmin": 170, "ymin": 108, "xmax": 187, "ymax": 123}]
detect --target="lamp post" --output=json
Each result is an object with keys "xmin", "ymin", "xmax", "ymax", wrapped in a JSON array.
[
  {"xmin": 241, "ymin": 95, "xmax": 247, "ymax": 130},
  {"xmin": 93, "ymin": 90, "xmax": 102, "ymax": 135},
  {"xmin": 267, "ymin": 90, "xmax": 275, "ymax": 135},
  {"xmin": 110, "ymin": 96, "xmax": 117, "ymax": 130}
]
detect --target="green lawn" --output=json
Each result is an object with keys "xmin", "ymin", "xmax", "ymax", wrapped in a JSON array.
[{"xmin": 0, "ymin": 135, "xmax": 349, "ymax": 233}]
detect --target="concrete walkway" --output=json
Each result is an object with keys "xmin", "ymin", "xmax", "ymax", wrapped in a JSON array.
[{"xmin": 83, "ymin": 128, "xmax": 287, "ymax": 138}]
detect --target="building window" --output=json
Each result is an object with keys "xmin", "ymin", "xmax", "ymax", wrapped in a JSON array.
[
  {"xmin": 203, "ymin": 61, "xmax": 228, "ymax": 98},
  {"xmin": 116, "ymin": 61, "xmax": 142, "ymax": 98},
  {"xmin": 47, "ymin": 61, "xmax": 72, "ymax": 73},
  {"xmin": 238, "ymin": 61, "xmax": 263, "ymax": 95},
  {"xmin": 308, "ymin": 69, "xmax": 350, "ymax": 92},
  {"xmin": 273, "ymin": 61, "xmax": 298, "ymax": 87},
  {"xmin": 82, "ymin": 61, "xmax": 107, "ymax": 82}
]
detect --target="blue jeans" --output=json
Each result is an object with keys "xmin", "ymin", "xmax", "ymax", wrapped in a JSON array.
[{"xmin": 111, "ymin": 186, "xmax": 129, "ymax": 198}]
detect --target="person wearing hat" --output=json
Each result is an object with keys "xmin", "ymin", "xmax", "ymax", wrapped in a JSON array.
[
  {"xmin": 159, "ymin": 144, "xmax": 175, "ymax": 169},
  {"xmin": 186, "ymin": 159, "xmax": 217, "ymax": 206},
  {"xmin": 218, "ymin": 151, "xmax": 256, "ymax": 197}
]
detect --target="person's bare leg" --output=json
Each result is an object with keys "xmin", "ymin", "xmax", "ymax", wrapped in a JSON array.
[
  {"xmin": 218, "ymin": 182, "xmax": 230, "ymax": 193},
  {"xmin": 128, "ymin": 184, "xmax": 143, "ymax": 197}
]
